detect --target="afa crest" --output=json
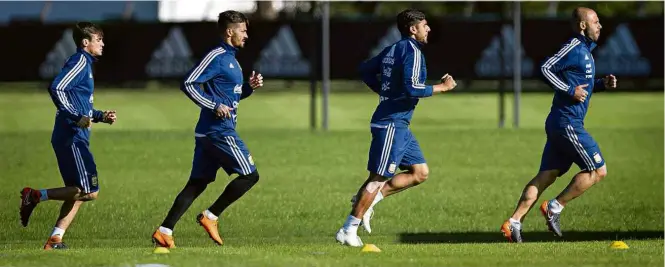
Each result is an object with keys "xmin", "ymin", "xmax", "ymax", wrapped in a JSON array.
[
  {"xmin": 91, "ymin": 175, "xmax": 98, "ymax": 187},
  {"xmin": 388, "ymin": 162, "xmax": 396, "ymax": 174},
  {"xmin": 593, "ymin": 153, "xmax": 602, "ymax": 164}
]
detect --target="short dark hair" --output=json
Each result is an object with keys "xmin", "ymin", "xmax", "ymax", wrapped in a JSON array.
[
  {"xmin": 397, "ymin": 9, "xmax": 426, "ymax": 36},
  {"xmin": 218, "ymin": 10, "xmax": 249, "ymax": 31},
  {"xmin": 73, "ymin": 22, "xmax": 103, "ymax": 48}
]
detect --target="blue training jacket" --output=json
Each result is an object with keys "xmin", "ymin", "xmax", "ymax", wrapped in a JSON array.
[
  {"xmin": 360, "ymin": 37, "xmax": 434, "ymax": 128},
  {"xmin": 48, "ymin": 48, "xmax": 104, "ymax": 144},
  {"xmin": 540, "ymin": 34, "xmax": 606, "ymax": 130},
  {"xmin": 180, "ymin": 41, "xmax": 254, "ymax": 135}
]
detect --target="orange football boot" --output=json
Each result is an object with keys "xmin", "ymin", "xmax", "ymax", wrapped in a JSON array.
[
  {"xmin": 152, "ymin": 229, "xmax": 175, "ymax": 248},
  {"xmin": 43, "ymin": 235, "xmax": 67, "ymax": 250},
  {"xmin": 197, "ymin": 212, "xmax": 223, "ymax": 245},
  {"xmin": 501, "ymin": 220, "xmax": 522, "ymax": 243}
]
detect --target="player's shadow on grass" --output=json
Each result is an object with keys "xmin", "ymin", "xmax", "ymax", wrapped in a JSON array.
[{"xmin": 398, "ymin": 231, "xmax": 664, "ymax": 243}]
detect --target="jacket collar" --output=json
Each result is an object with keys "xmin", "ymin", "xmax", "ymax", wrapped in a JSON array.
[
  {"xmin": 77, "ymin": 48, "xmax": 97, "ymax": 62},
  {"xmin": 574, "ymin": 33, "xmax": 597, "ymax": 51},
  {"xmin": 220, "ymin": 41, "xmax": 238, "ymax": 55},
  {"xmin": 404, "ymin": 36, "xmax": 424, "ymax": 49}
]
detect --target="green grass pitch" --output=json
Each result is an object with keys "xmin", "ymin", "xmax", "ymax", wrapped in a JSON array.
[{"xmin": 0, "ymin": 88, "xmax": 662, "ymax": 266}]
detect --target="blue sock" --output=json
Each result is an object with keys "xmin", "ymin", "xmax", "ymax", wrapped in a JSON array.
[{"xmin": 39, "ymin": 189, "xmax": 48, "ymax": 201}]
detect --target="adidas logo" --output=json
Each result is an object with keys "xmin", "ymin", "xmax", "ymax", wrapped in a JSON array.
[
  {"xmin": 369, "ymin": 24, "xmax": 401, "ymax": 59},
  {"xmin": 595, "ymin": 23, "xmax": 650, "ymax": 76},
  {"xmin": 39, "ymin": 29, "xmax": 77, "ymax": 79},
  {"xmin": 146, "ymin": 26, "xmax": 194, "ymax": 78},
  {"xmin": 474, "ymin": 25, "xmax": 533, "ymax": 77},
  {"xmin": 253, "ymin": 25, "xmax": 310, "ymax": 77}
]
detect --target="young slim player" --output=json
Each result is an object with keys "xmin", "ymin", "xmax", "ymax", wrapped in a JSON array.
[
  {"xmin": 152, "ymin": 10, "xmax": 264, "ymax": 248},
  {"xmin": 501, "ymin": 7, "xmax": 617, "ymax": 243},
  {"xmin": 336, "ymin": 9, "xmax": 458, "ymax": 247},
  {"xmin": 20, "ymin": 22, "xmax": 117, "ymax": 250}
]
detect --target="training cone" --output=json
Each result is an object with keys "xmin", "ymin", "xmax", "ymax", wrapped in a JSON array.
[
  {"xmin": 361, "ymin": 244, "xmax": 381, "ymax": 253},
  {"xmin": 609, "ymin": 241, "xmax": 629, "ymax": 249},
  {"xmin": 153, "ymin": 246, "xmax": 171, "ymax": 254}
]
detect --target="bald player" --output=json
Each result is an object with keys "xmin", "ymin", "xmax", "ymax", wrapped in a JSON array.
[{"xmin": 500, "ymin": 7, "xmax": 618, "ymax": 243}]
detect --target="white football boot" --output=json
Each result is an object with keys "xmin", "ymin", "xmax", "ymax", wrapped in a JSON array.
[{"xmin": 336, "ymin": 228, "xmax": 364, "ymax": 247}]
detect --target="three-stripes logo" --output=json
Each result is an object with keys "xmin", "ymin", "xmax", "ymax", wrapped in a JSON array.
[
  {"xmin": 254, "ymin": 25, "xmax": 310, "ymax": 77},
  {"xmin": 40, "ymin": 29, "xmax": 77, "ymax": 79},
  {"xmin": 475, "ymin": 25, "xmax": 533, "ymax": 77},
  {"xmin": 595, "ymin": 23, "xmax": 650, "ymax": 76},
  {"xmin": 146, "ymin": 26, "xmax": 194, "ymax": 78}
]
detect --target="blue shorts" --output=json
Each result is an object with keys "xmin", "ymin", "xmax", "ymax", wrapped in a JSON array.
[
  {"xmin": 52, "ymin": 141, "xmax": 99, "ymax": 193},
  {"xmin": 190, "ymin": 132, "xmax": 256, "ymax": 183},
  {"xmin": 367, "ymin": 123, "xmax": 426, "ymax": 178},
  {"xmin": 540, "ymin": 125, "xmax": 605, "ymax": 176}
]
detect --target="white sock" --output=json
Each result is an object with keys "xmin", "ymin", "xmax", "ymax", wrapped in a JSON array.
[
  {"xmin": 368, "ymin": 192, "xmax": 384, "ymax": 210},
  {"xmin": 204, "ymin": 210, "xmax": 218, "ymax": 221},
  {"xmin": 159, "ymin": 226, "xmax": 173, "ymax": 236},
  {"xmin": 51, "ymin": 227, "xmax": 65, "ymax": 237},
  {"xmin": 509, "ymin": 218, "xmax": 521, "ymax": 229},
  {"xmin": 40, "ymin": 189, "xmax": 49, "ymax": 201},
  {"xmin": 549, "ymin": 199, "xmax": 564, "ymax": 213},
  {"xmin": 342, "ymin": 215, "xmax": 361, "ymax": 235}
]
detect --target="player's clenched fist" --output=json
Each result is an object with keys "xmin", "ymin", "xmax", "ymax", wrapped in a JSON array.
[
  {"xmin": 441, "ymin": 74, "xmax": 457, "ymax": 91},
  {"xmin": 603, "ymin": 74, "xmax": 617, "ymax": 89},
  {"xmin": 573, "ymin": 84, "xmax": 589, "ymax": 102},
  {"xmin": 433, "ymin": 73, "xmax": 457, "ymax": 93},
  {"xmin": 102, "ymin": 110, "xmax": 117, "ymax": 125},
  {"xmin": 249, "ymin": 71, "xmax": 263, "ymax": 89}
]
